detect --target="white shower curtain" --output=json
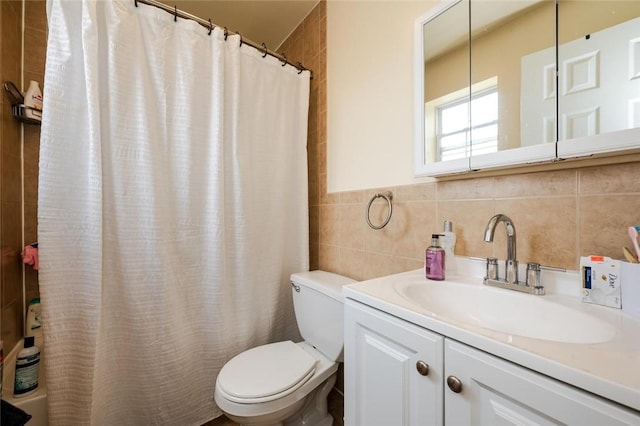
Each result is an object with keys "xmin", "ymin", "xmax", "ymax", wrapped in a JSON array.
[{"xmin": 38, "ymin": 1, "xmax": 310, "ymax": 424}]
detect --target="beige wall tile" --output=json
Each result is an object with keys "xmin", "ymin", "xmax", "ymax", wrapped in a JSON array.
[
  {"xmin": 363, "ymin": 201, "xmax": 396, "ymax": 255},
  {"xmin": 318, "ymin": 243, "xmax": 340, "ymax": 273},
  {"xmin": 393, "ymin": 257, "xmax": 424, "ymax": 274},
  {"xmin": 23, "ymin": 133, "xmax": 40, "ymax": 206},
  {"xmin": 308, "ymin": 170, "xmax": 319, "ymax": 207},
  {"xmin": 317, "ymin": 46, "xmax": 326, "ymax": 85},
  {"xmin": 395, "ymin": 182, "xmax": 436, "ymax": 202},
  {"xmin": 362, "ymin": 228, "xmax": 396, "ymax": 257},
  {"xmin": 309, "ymin": 205, "xmax": 319, "ymax": 243},
  {"xmin": 319, "ymin": 204, "xmax": 339, "ymax": 245},
  {"xmin": 494, "ymin": 197, "xmax": 577, "ymax": 269},
  {"xmin": 363, "ymin": 252, "xmax": 396, "ymax": 281},
  {"xmin": 393, "ymin": 200, "xmax": 437, "ymax": 260},
  {"xmin": 579, "ymin": 194, "xmax": 640, "ymax": 260},
  {"xmin": 24, "ymin": 203, "xmax": 38, "ymax": 245},
  {"xmin": 579, "ymin": 162, "xmax": 640, "ymax": 195},
  {"xmin": 338, "ymin": 204, "xmax": 366, "ymax": 250},
  {"xmin": 437, "ymin": 176, "xmax": 495, "ymax": 200},
  {"xmin": 25, "ymin": 0, "xmax": 47, "ymax": 33},
  {"xmin": 339, "ymin": 248, "xmax": 368, "ymax": 281},
  {"xmin": 1, "ymin": 301, "xmax": 23, "ymax": 351},
  {"xmin": 1, "ymin": 2, "xmax": 22, "ymax": 84},
  {"xmin": 1, "ymin": 138, "xmax": 22, "ymax": 204},
  {"xmin": 2, "ymin": 246, "xmax": 22, "ymax": 303},
  {"xmin": 307, "ymin": 104, "xmax": 318, "ymax": 142},
  {"xmin": 318, "ymin": 82, "xmax": 326, "ymax": 118},
  {"xmin": 307, "ymin": 134, "xmax": 318, "ymax": 176},
  {"xmin": 494, "ymin": 169, "xmax": 577, "ymax": 198},
  {"xmin": 310, "ymin": 242, "xmax": 319, "ymax": 271},
  {"xmin": 23, "ymin": 27, "xmax": 47, "ymax": 75},
  {"xmin": 302, "ymin": 5, "xmax": 320, "ymax": 62},
  {"xmin": 317, "ymin": 142, "xmax": 326, "ymax": 176}
]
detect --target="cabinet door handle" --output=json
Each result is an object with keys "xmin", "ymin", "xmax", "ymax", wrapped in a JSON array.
[
  {"xmin": 416, "ymin": 360, "xmax": 430, "ymax": 376},
  {"xmin": 447, "ymin": 375, "xmax": 462, "ymax": 393}
]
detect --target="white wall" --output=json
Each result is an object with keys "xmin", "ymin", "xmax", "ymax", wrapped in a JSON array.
[{"xmin": 327, "ymin": 0, "xmax": 434, "ymax": 192}]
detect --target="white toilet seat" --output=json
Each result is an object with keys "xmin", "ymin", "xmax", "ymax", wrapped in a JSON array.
[
  {"xmin": 214, "ymin": 342, "xmax": 339, "ymax": 423},
  {"xmin": 216, "ymin": 341, "xmax": 317, "ymax": 403}
]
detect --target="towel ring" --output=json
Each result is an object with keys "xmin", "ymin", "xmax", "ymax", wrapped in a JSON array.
[{"xmin": 366, "ymin": 191, "xmax": 393, "ymax": 230}]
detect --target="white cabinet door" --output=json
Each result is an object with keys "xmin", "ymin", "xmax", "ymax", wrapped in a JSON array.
[
  {"xmin": 444, "ymin": 339, "xmax": 640, "ymax": 425},
  {"xmin": 345, "ymin": 299, "xmax": 444, "ymax": 426}
]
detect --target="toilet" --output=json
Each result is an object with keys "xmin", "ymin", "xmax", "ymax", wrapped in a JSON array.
[{"xmin": 214, "ymin": 270, "xmax": 356, "ymax": 426}]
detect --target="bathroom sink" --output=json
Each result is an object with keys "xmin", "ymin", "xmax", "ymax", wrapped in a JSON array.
[{"xmin": 393, "ymin": 280, "xmax": 616, "ymax": 344}]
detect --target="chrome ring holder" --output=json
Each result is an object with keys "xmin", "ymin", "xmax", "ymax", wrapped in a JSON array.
[{"xmin": 366, "ymin": 191, "xmax": 393, "ymax": 230}]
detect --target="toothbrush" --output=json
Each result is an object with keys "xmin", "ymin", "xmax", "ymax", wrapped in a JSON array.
[
  {"xmin": 628, "ymin": 226, "xmax": 640, "ymax": 261},
  {"xmin": 623, "ymin": 247, "xmax": 639, "ymax": 264}
]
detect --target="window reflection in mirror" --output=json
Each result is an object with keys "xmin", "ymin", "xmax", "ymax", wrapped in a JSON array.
[
  {"xmin": 435, "ymin": 83, "xmax": 498, "ymax": 161},
  {"xmin": 470, "ymin": 0, "xmax": 554, "ymax": 155},
  {"xmin": 557, "ymin": 1, "xmax": 640, "ymax": 142},
  {"xmin": 423, "ymin": 0, "xmax": 556, "ymax": 166},
  {"xmin": 423, "ymin": 0, "xmax": 469, "ymax": 165}
]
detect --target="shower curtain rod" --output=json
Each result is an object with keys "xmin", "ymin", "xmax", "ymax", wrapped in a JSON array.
[{"xmin": 134, "ymin": 0, "xmax": 312, "ymax": 77}]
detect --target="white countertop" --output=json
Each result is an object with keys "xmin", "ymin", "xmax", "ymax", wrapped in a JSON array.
[{"xmin": 343, "ymin": 258, "xmax": 640, "ymax": 412}]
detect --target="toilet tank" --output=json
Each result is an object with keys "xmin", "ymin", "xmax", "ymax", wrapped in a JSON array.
[{"xmin": 290, "ymin": 271, "xmax": 356, "ymax": 362}]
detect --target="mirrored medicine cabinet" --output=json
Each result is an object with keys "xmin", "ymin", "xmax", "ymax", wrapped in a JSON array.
[{"xmin": 414, "ymin": 0, "xmax": 640, "ymax": 177}]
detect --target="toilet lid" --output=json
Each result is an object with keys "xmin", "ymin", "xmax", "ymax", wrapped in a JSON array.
[{"xmin": 217, "ymin": 341, "xmax": 317, "ymax": 401}]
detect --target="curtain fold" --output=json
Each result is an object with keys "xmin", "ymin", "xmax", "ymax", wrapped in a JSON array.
[{"xmin": 39, "ymin": 1, "xmax": 310, "ymax": 424}]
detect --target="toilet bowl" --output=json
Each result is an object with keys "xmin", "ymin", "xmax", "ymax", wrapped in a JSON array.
[{"xmin": 214, "ymin": 271, "xmax": 356, "ymax": 426}]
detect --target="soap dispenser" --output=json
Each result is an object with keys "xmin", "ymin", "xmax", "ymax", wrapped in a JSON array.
[
  {"xmin": 425, "ymin": 234, "xmax": 445, "ymax": 281},
  {"xmin": 440, "ymin": 220, "xmax": 457, "ymax": 275}
]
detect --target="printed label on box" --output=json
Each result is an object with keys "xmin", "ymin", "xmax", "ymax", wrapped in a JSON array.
[{"xmin": 581, "ymin": 256, "xmax": 621, "ymax": 309}]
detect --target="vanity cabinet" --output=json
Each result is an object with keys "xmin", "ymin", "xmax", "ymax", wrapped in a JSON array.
[
  {"xmin": 344, "ymin": 298, "xmax": 640, "ymax": 426},
  {"xmin": 344, "ymin": 299, "xmax": 444, "ymax": 426},
  {"xmin": 445, "ymin": 339, "xmax": 640, "ymax": 425}
]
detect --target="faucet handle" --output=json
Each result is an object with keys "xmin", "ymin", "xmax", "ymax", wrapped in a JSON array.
[
  {"xmin": 485, "ymin": 257, "xmax": 499, "ymax": 281},
  {"xmin": 505, "ymin": 259, "xmax": 519, "ymax": 285},
  {"xmin": 526, "ymin": 262, "xmax": 541, "ymax": 288}
]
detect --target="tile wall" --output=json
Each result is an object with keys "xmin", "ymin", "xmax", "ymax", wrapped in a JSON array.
[
  {"xmin": 23, "ymin": 0, "xmax": 46, "ymax": 306},
  {"xmin": 0, "ymin": 0, "xmax": 46, "ymax": 352},
  {"xmin": 313, "ymin": 163, "xmax": 640, "ymax": 281},
  {"xmin": 1, "ymin": 0, "xmax": 25, "ymax": 351}
]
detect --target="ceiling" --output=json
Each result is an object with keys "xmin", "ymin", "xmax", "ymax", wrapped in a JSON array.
[{"xmin": 158, "ymin": 1, "xmax": 319, "ymax": 50}]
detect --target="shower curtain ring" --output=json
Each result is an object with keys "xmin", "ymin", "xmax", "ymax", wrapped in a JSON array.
[
  {"xmin": 296, "ymin": 62, "xmax": 304, "ymax": 74},
  {"xmin": 261, "ymin": 43, "xmax": 268, "ymax": 58},
  {"xmin": 134, "ymin": 0, "xmax": 138, "ymax": 7},
  {"xmin": 208, "ymin": 18, "xmax": 213, "ymax": 35},
  {"xmin": 173, "ymin": 5, "xmax": 177, "ymax": 22},
  {"xmin": 237, "ymin": 32, "xmax": 243, "ymax": 47},
  {"xmin": 224, "ymin": 27, "xmax": 229, "ymax": 41},
  {"xmin": 280, "ymin": 53, "xmax": 287, "ymax": 66}
]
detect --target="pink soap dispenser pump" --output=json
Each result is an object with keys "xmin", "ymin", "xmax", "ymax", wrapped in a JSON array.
[{"xmin": 425, "ymin": 234, "xmax": 445, "ymax": 281}]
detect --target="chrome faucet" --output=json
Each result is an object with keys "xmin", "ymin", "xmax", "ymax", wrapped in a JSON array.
[
  {"xmin": 484, "ymin": 214, "xmax": 518, "ymax": 284},
  {"xmin": 483, "ymin": 214, "xmax": 544, "ymax": 295}
]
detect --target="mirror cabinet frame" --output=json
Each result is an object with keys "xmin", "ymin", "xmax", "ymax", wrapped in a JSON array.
[{"xmin": 414, "ymin": 0, "xmax": 640, "ymax": 177}]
